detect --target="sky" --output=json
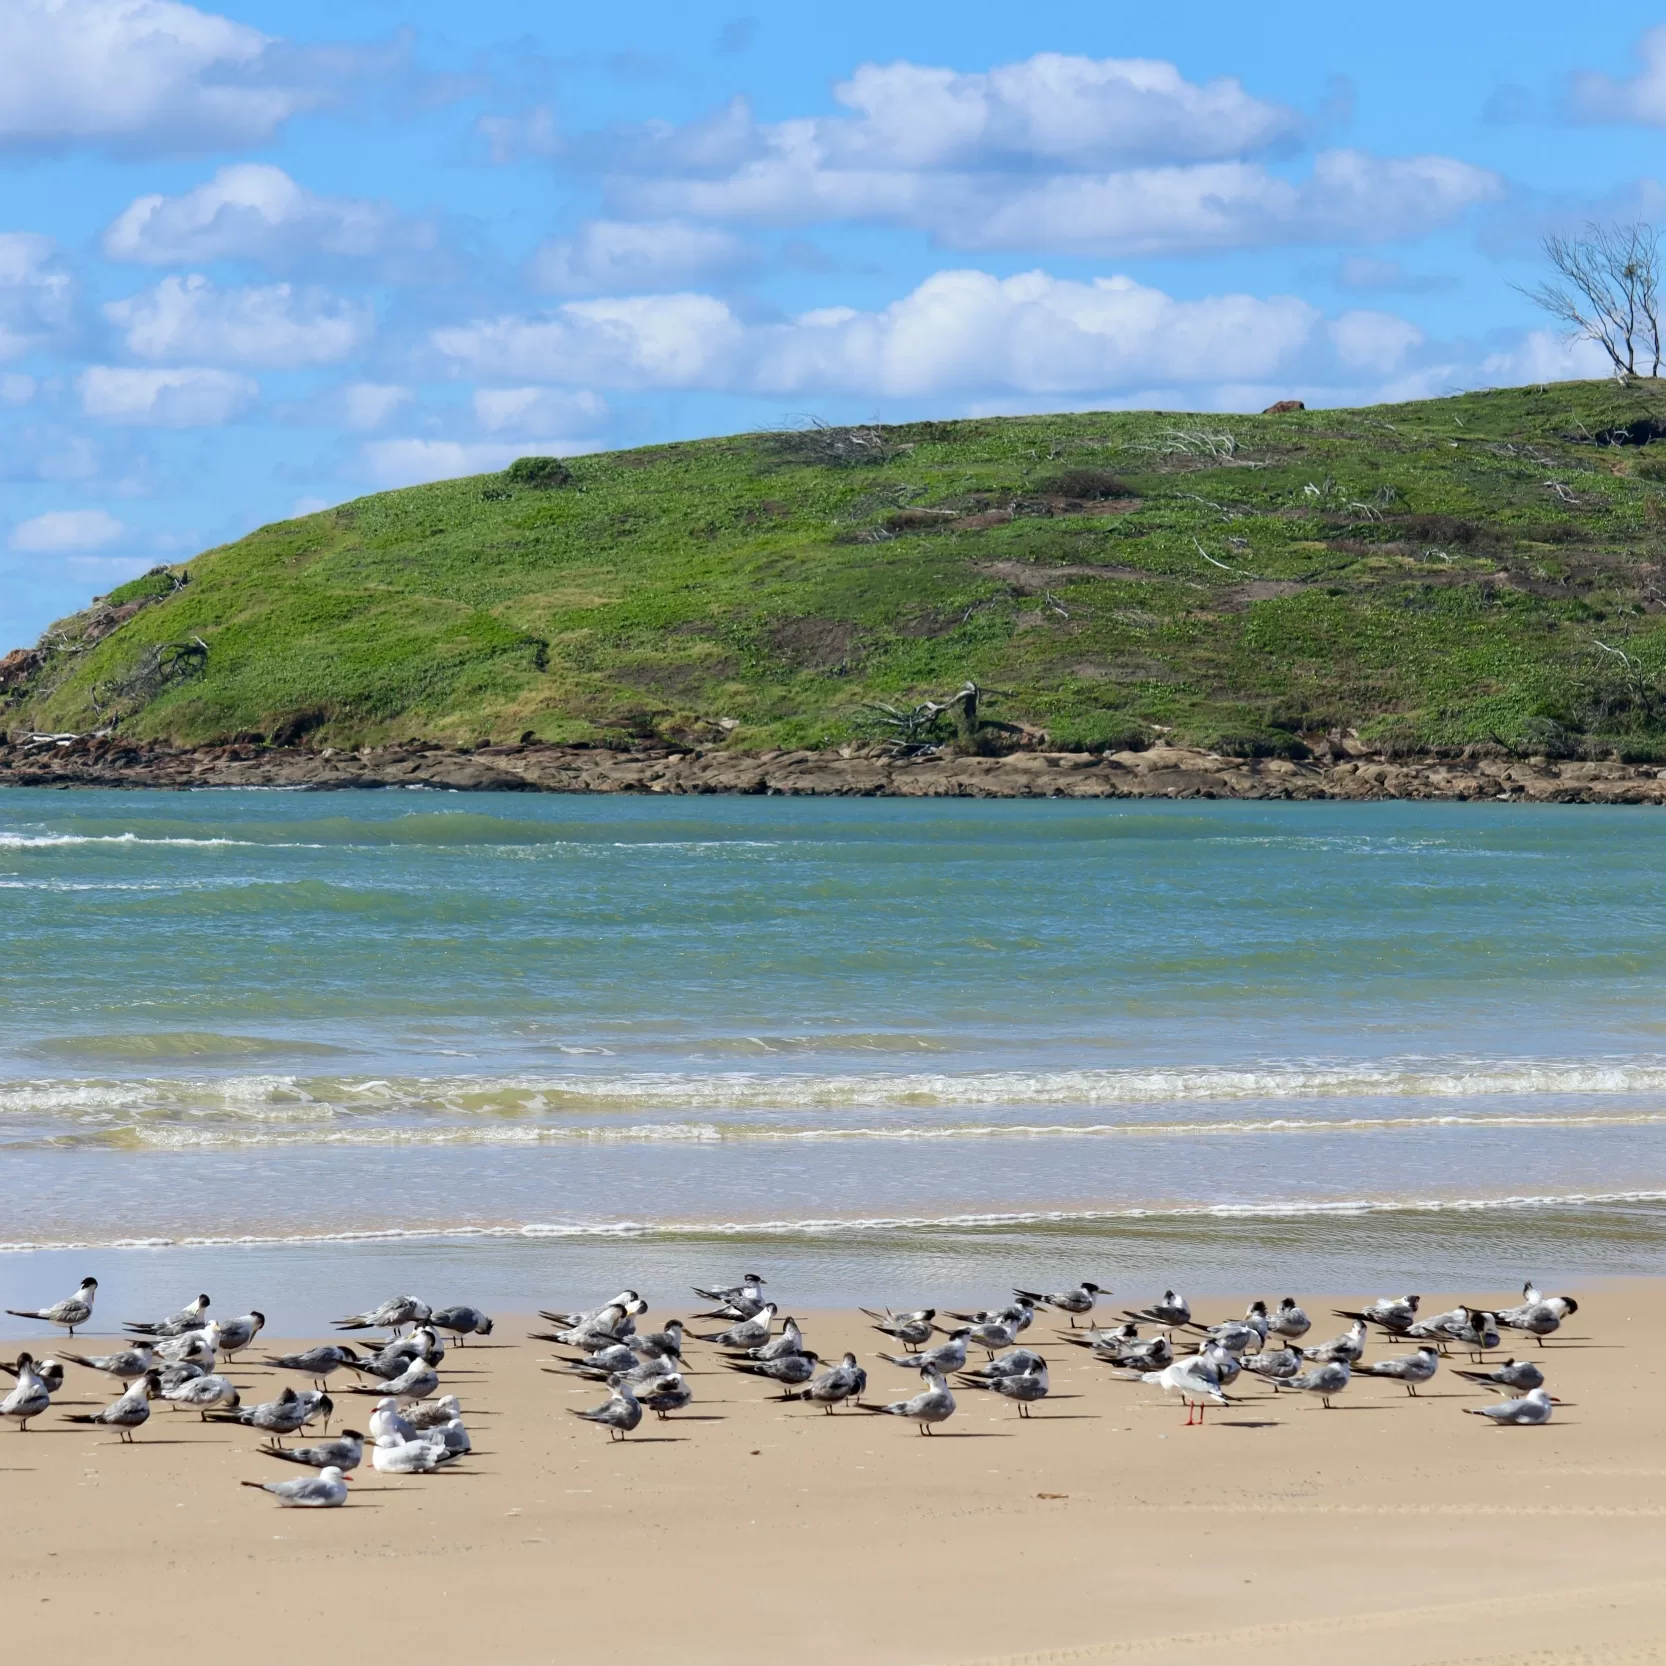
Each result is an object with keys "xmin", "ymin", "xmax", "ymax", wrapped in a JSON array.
[{"xmin": 5, "ymin": 2, "xmax": 1666, "ymax": 645}]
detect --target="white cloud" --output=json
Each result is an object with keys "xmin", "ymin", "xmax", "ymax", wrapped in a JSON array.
[
  {"xmin": 0, "ymin": 0, "xmax": 323, "ymax": 154},
  {"xmin": 338, "ymin": 382, "xmax": 412, "ymax": 430},
  {"xmin": 9, "ymin": 507, "xmax": 127, "ymax": 553},
  {"xmin": 360, "ymin": 437, "xmax": 601, "ymax": 488},
  {"xmin": 105, "ymin": 274, "xmax": 371, "ymax": 366},
  {"xmin": 104, "ymin": 164, "xmax": 428, "ymax": 267},
  {"xmin": 1, "ymin": 372, "xmax": 38, "ymax": 403},
  {"xmin": 0, "ymin": 233, "xmax": 74, "ymax": 359},
  {"xmin": 78, "ymin": 364, "xmax": 257, "ymax": 425},
  {"xmin": 527, "ymin": 52, "xmax": 1497, "ymax": 256},
  {"xmin": 531, "ymin": 219, "xmax": 754, "ymax": 294},
  {"xmin": 1568, "ymin": 26, "xmax": 1666, "ymax": 125},
  {"xmin": 471, "ymin": 387, "xmax": 609, "ymax": 434},
  {"xmin": 620, "ymin": 145, "xmax": 1501, "ymax": 257},
  {"xmin": 433, "ymin": 293, "xmax": 744, "ymax": 390},
  {"xmin": 431, "ymin": 268, "xmax": 1429, "ymax": 401}
]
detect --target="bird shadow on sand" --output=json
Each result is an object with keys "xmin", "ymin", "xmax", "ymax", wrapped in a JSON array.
[{"xmin": 1217, "ymin": 1419, "xmax": 1281, "ymax": 1429}]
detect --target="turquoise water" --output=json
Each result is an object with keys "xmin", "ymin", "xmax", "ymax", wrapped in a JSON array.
[{"xmin": 2, "ymin": 790, "xmax": 1664, "ymax": 1327}]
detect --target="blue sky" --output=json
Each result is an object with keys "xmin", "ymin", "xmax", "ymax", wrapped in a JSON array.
[{"xmin": 5, "ymin": 1, "xmax": 1666, "ymax": 645}]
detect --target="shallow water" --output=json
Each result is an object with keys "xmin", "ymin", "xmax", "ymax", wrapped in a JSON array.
[{"xmin": 2, "ymin": 790, "xmax": 1663, "ymax": 1326}]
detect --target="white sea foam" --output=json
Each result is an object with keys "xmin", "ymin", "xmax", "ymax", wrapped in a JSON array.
[
  {"xmin": 7, "ymin": 1059, "xmax": 1666, "ymax": 1128},
  {"xmin": 3, "ymin": 1189, "xmax": 1662, "ymax": 1254},
  {"xmin": 0, "ymin": 832, "xmax": 323, "ymax": 849},
  {"xmin": 21, "ymin": 1108, "xmax": 1666, "ymax": 1152}
]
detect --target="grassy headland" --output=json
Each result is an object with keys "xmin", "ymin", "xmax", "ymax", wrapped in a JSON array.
[{"xmin": 10, "ymin": 381, "xmax": 1666, "ymax": 760}]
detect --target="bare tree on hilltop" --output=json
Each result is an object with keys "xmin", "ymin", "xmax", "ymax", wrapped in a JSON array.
[{"xmin": 1522, "ymin": 221, "xmax": 1663, "ymax": 380}]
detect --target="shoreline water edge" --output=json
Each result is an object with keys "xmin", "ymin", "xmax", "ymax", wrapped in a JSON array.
[{"xmin": 9, "ymin": 736, "xmax": 1666, "ymax": 801}]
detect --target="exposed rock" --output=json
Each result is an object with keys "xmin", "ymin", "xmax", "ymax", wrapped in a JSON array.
[
  {"xmin": 4, "ymin": 737, "xmax": 1666, "ymax": 804},
  {"xmin": 1263, "ymin": 400, "xmax": 1306, "ymax": 414}
]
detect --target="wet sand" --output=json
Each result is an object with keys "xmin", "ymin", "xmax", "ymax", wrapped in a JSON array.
[{"xmin": 1, "ymin": 1285, "xmax": 1661, "ymax": 1666}]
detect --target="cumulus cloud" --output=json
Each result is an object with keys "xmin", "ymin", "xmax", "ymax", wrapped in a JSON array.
[
  {"xmin": 530, "ymin": 219, "xmax": 755, "ymax": 294},
  {"xmin": 471, "ymin": 387, "xmax": 609, "ymax": 435},
  {"xmin": 516, "ymin": 52, "xmax": 1498, "ymax": 256},
  {"xmin": 431, "ymin": 268, "xmax": 1428, "ymax": 401},
  {"xmin": 0, "ymin": 0, "xmax": 327, "ymax": 154},
  {"xmin": 360, "ymin": 437, "xmax": 601, "ymax": 488},
  {"xmin": 105, "ymin": 274, "xmax": 371, "ymax": 366},
  {"xmin": 1568, "ymin": 26, "xmax": 1666, "ymax": 125},
  {"xmin": 103, "ymin": 164, "xmax": 434, "ymax": 269},
  {"xmin": 9, "ymin": 507, "xmax": 127, "ymax": 553},
  {"xmin": 0, "ymin": 233, "xmax": 74, "ymax": 359},
  {"xmin": 78, "ymin": 364, "xmax": 257, "ymax": 425}
]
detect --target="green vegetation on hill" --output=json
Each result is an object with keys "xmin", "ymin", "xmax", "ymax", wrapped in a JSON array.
[{"xmin": 13, "ymin": 381, "xmax": 1666, "ymax": 759}]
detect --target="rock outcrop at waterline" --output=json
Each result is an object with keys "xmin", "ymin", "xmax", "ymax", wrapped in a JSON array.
[{"xmin": 6, "ymin": 736, "xmax": 1666, "ymax": 803}]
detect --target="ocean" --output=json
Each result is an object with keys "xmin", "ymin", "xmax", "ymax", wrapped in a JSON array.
[{"xmin": 2, "ymin": 788, "xmax": 1663, "ymax": 1330}]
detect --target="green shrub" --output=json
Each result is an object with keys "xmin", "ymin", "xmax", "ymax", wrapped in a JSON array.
[{"xmin": 505, "ymin": 456, "xmax": 573, "ymax": 489}]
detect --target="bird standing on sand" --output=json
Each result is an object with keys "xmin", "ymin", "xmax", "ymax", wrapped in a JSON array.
[
  {"xmin": 242, "ymin": 1466, "xmax": 349, "ymax": 1507},
  {"xmin": 571, "ymin": 1376, "xmax": 643, "ymax": 1441},
  {"xmin": 692, "ymin": 1276, "xmax": 768, "ymax": 1319},
  {"xmin": 124, "ymin": 1293, "xmax": 210, "ymax": 1337},
  {"xmin": 374, "ymin": 1359, "xmax": 440, "ymax": 1401},
  {"xmin": 154, "ymin": 1330, "xmax": 219, "ymax": 1370},
  {"xmin": 212, "ymin": 1313, "xmax": 266, "ymax": 1363},
  {"xmin": 1, "ymin": 1354, "xmax": 51, "ymax": 1430},
  {"xmin": 162, "ymin": 1373, "xmax": 240, "ymax": 1418},
  {"xmin": 429, "ymin": 1305, "xmax": 493, "ymax": 1344},
  {"xmin": 692, "ymin": 1305, "xmax": 777, "ymax": 1352},
  {"xmin": 264, "ymin": 1344, "xmax": 362, "ymax": 1388},
  {"xmin": 862, "ymin": 1309, "xmax": 936, "ymax": 1351},
  {"xmin": 880, "ymin": 1328, "xmax": 970, "ymax": 1376},
  {"xmin": 640, "ymin": 1374, "xmax": 693, "ymax": 1420},
  {"xmin": 1126, "ymin": 1290, "xmax": 1191, "ymax": 1329},
  {"xmin": 334, "ymin": 1296, "xmax": 431, "ymax": 1336},
  {"xmin": 736, "ymin": 1315, "xmax": 804, "ymax": 1361},
  {"xmin": 1465, "ymin": 1386, "xmax": 1554, "ymax": 1426},
  {"xmin": 1266, "ymin": 1298, "xmax": 1312, "ymax": 1340},
  {"xmin": 958, "ymin": 1358, "xmax": 1049, "ymax": 1417},
  {"xmin": 7, "ymin": 1277, "xmax": 97, "ymax": 1337},
  {"xmin": 1335, "ymin": 1295, "xmax": 1420, "ymax": 1335},
  {"xmin": 208, "ymin": 1386, "xmax": 321, "ymax": 1444},
  {"xmin": 871, "ymin": 1365, "xmax": 956, "ymax": 1433},
  {"xmin": 1498, "ymin": 1284, "xmax": 1578, "ymax": 1347},
  {"xmin": 1012, "ymin": 1283, "xmax": 1106, "ymax": 1327},
  {"xmin": 369, "ymin": 1396, "xmax": 416, "ymax": 1444},
  {"xmin": 784, "ymin": 1353, "xmax": 865, "ymax": 1412},
  {"xmin": 3, "ymin": 1355, "xmax": 65, "ymax": 1391},
  {"xmin": 1132, "ymin": 1357, "xmax": 1225, "ymax": 1425},
  {"xmin": 1353, "ymin": 1346, "xmax": 1441, "ymax": 1397},
  {"xmin": 726, "ymin": 1351, "xmax": 820, "ymax": 1388},
  {"xmin": 1238, "ymin": 1346, "xmax": 1304, "ymax": 1383},
  {"xmin": 60, "ymin": 1344, "xmax": 157, "ymax": 1382},
  {"xmin": 65, "ymin": 1370, "xmax": 159, "ymax": 1441},
  {"xmin": 1279, "ymin": 1359, "xmax": 1352, "ymax": 1409},
  {"xmin": 1302, "ymin": 1319, "xmax": 1367, "ymax": 1364}
]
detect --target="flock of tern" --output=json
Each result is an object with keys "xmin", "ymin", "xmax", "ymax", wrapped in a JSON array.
[
  {"xmin": 532, "ymin": 1272, "xmax": 1577, "ymax": 1438},
  {"xmin": 1, "ymin": 1271, "xmax": 1579, "ymax": 1501},
  {"xmin": 1, "ymin": 1283, "xmax": 491, "ymax": 1503}
]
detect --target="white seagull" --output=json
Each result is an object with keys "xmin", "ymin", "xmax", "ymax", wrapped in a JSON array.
[
  {"xmin": 1465, "ymin": 1386, "xmax": 1554, "ymax": 1426},
  {"xmin": 242, "ymin": 1465, "xmax": 350, "ymax": 1506}
]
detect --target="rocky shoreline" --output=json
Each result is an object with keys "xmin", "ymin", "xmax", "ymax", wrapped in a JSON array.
[{"xmin": 5, "ymin": 734, "xmax": 1666, "ymax": 802}]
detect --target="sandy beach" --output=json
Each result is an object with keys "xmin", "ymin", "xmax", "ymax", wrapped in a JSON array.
[{"xmin": 2, "ymin": 1283, "xmax": 1661, "ymax": 1666}]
